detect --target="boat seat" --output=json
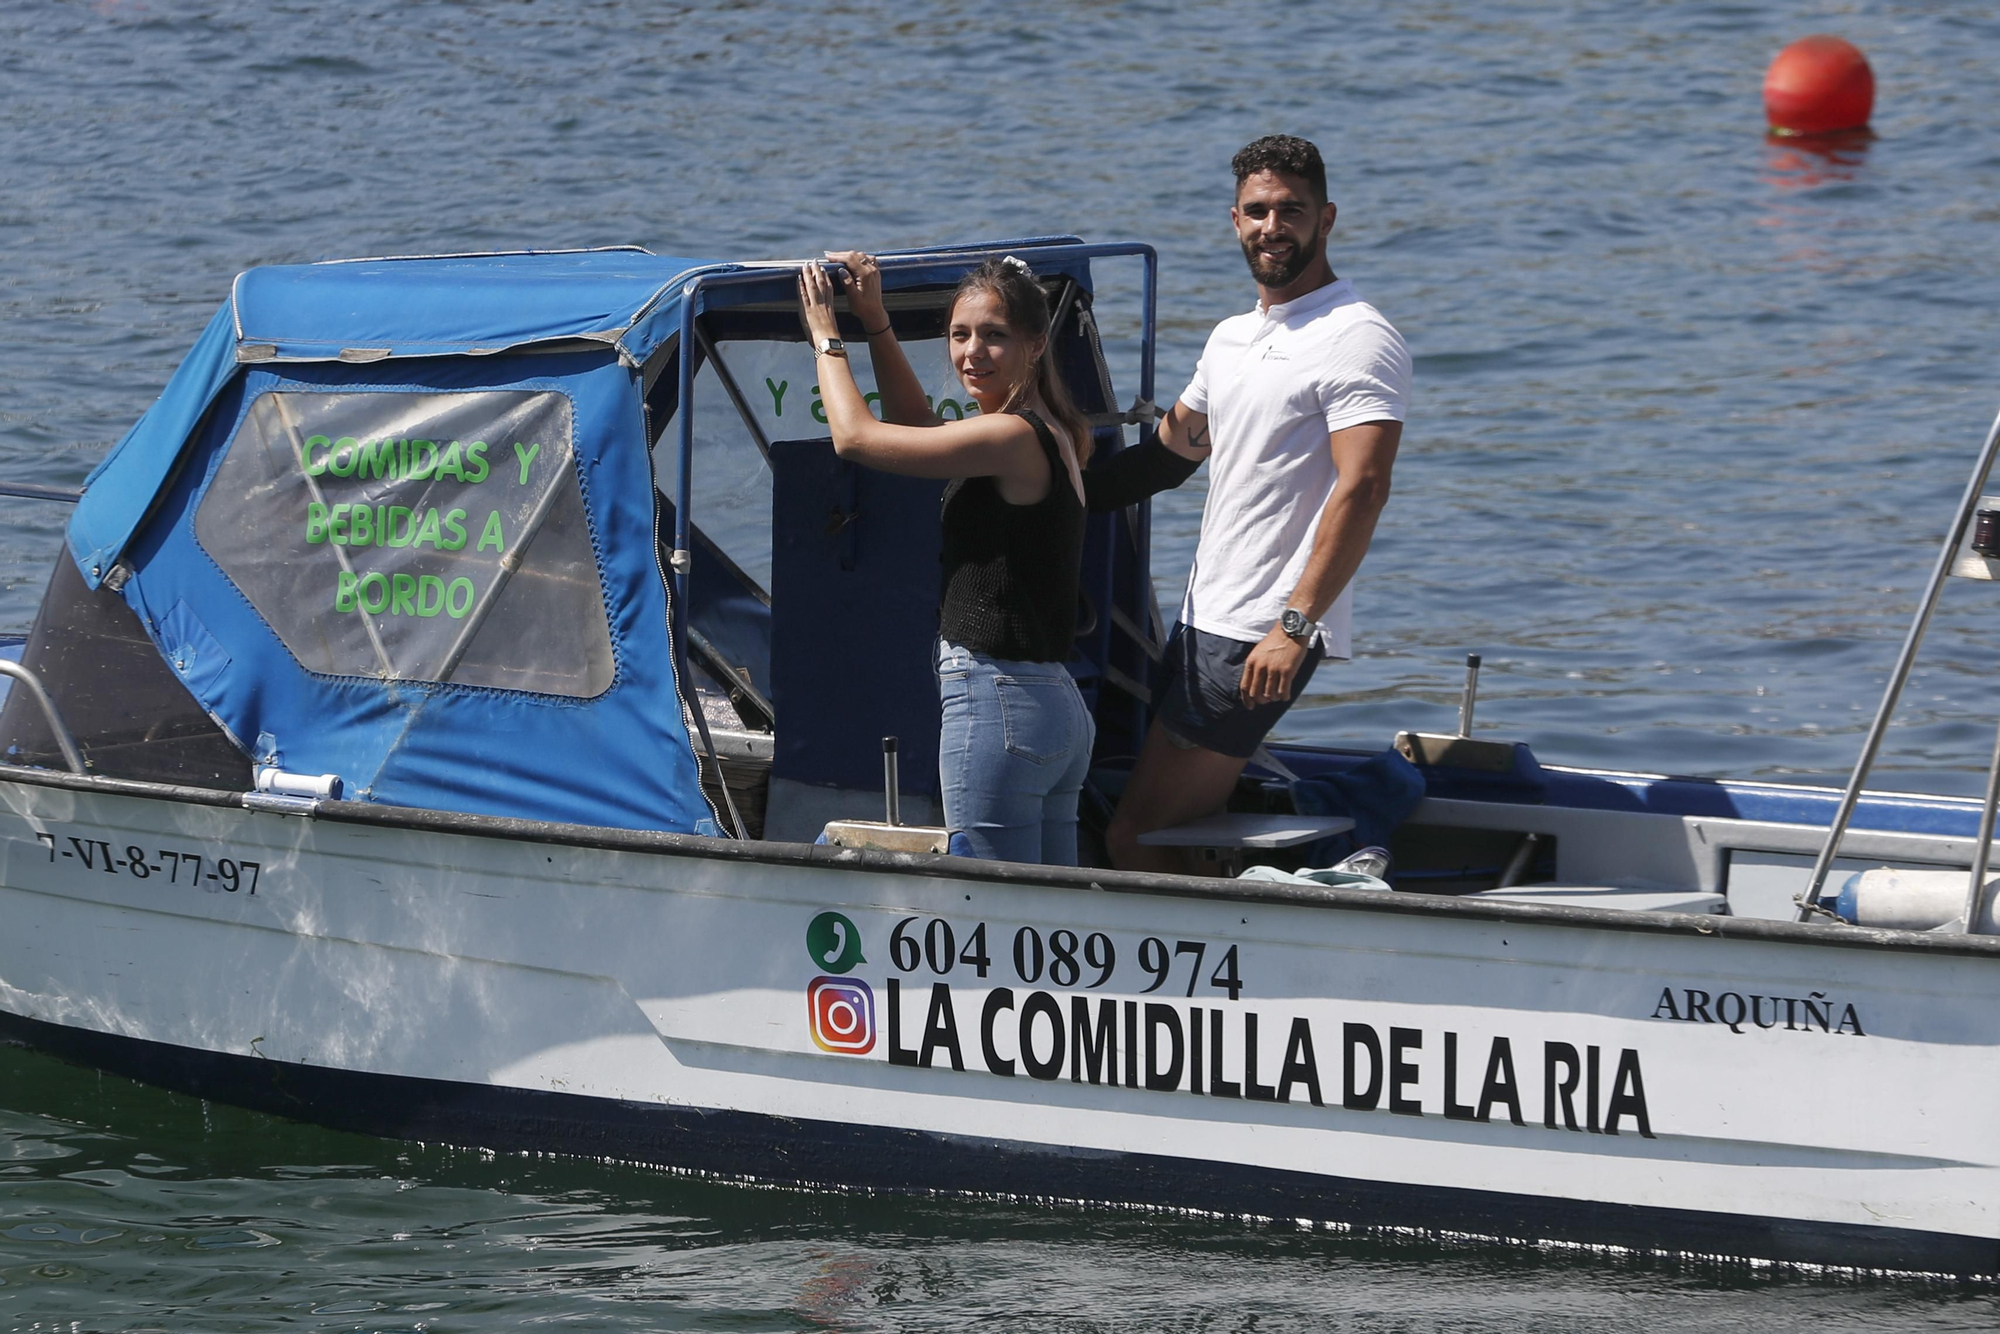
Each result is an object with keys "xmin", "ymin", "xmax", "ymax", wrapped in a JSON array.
[{"xmin": 693, "ymin": 694, "xmax": 772, "ymax": 839}]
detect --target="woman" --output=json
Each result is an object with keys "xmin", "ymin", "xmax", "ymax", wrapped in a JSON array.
[{"xmin": 798, "ymin": 251, "xmax": 1100, "ymax": 864}]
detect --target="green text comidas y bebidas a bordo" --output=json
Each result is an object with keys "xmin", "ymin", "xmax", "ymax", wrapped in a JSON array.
[{"xmin": 297, "ymin": 435, "xmax": 544, "ymax": 620}]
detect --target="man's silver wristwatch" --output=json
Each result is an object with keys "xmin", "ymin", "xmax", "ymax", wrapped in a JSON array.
[
  {"xmin": 1279, "ymin": 608, "xmax": 1318, "ymax": 644},
  {"xmin": 813, "ymin": 336, "xmax": 847, "ymax": 358}
]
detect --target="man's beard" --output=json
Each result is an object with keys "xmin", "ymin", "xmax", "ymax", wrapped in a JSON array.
[{"xmin": 1240, "ymin": 223, "xmax": 1319, "ymax": 287}]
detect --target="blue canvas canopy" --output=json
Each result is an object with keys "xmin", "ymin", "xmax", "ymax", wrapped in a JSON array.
[
  {"xmin": 69, "ymin": 241, "xmax": 1102, "ymax": 587},
  {"xmin": 62, "ymin": 239, "xmax": 1146, "ymax": 839},
  {"xmin": 70, "ymin": 248, "xmax": 738, "ymax": 585},
  {"xmin": 69, "ymin": 248, "xmax": 738, "ymax": 835}
]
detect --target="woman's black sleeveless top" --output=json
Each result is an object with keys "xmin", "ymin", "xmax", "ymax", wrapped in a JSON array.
[{"xmin": 937, "ymin": 410, "xmax": 1084, "ymax": 663}]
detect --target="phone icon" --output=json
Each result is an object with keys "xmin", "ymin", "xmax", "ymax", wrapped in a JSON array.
[{"xmin": 807, "ymin": 910, "xmax": 867, "ymax": 973}]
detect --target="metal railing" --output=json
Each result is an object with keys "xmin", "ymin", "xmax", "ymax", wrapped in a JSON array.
[
  {"xmin": 0, "ymin": 481, "xmax": 81, "ymax": 504},
  {"xmin": 1796, "ymin": 406, "xmax": 2000, "ymax": 929},
  {"xmin": 0, "ymin": 483, "xmax": 87, "ymax": 774},
  {"xmin": 0, "ymin": 660, "xmax": 86, "ymax": 774}
]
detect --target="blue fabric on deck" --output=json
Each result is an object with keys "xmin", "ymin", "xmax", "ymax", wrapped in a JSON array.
[
  {"xmin": 1419, "ymin": 742, "xmax": 1549, "ymax": 805},
  {"xmin": 1291, "ymin": 747, "xmax": 1428, "ymax": 864}
]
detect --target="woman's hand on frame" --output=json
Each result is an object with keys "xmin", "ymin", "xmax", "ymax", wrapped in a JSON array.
[
  {"xmin": 797, "ymin": 262, "xmax": 842, "ymax": 343},
  {"xmin": 824, "ymin": 250, "xmax": 889, "ymax": 332}
]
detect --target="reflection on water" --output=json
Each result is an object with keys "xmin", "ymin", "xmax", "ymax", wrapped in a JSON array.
[
  {"xmin": 2, "ymin": 1043, "xmax": 1994, "ymax": 1331},
  {"xmin": 1763, "ymin": 130, "xmax": 1876, "ymax": 190}
]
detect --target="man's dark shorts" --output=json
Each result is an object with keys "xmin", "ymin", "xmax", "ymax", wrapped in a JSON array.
[{"xmin": 1155, "ymin": 622, "xmax": 1325, "ymax": 760}]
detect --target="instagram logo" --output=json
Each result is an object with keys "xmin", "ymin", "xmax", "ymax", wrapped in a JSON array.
[{"xmin": 807, "ymin": 976, "xmax": 876, "ymax": 1055}]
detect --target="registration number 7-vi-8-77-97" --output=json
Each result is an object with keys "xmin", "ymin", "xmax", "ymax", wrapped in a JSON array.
[{"xmin": 31, "ymin": 832, "xmax": 262, "ymax": 894}]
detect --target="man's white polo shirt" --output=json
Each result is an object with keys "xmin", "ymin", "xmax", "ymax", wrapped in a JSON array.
[{"xmin": 1178, "ymin": 276, "xmax": 1411, "ymax": 660}]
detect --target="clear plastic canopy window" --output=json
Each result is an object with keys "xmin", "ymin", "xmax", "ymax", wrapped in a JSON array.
[
  {"xmin": 195, "ymin": 389, "xmax": 615, "ymax": 698},
  {"xmin": 668, "ymin": 338, "xmax": 972, "ymax": 590}
]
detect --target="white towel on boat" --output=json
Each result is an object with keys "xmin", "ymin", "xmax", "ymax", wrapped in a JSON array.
[{"xmin": 1237, "ymin": 864, "xmax": 1392, "ymax": 893}]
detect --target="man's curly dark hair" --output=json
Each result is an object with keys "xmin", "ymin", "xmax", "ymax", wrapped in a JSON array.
[{"xmin": 1231, "ymin": 135, "xmax": 1327, "ymax": 205}]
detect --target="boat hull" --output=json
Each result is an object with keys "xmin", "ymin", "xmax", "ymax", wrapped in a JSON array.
[
  {"xmin": 3, "ymin": 772, "xmax": 1997, "ymax": 1274},
  {"xmin": 3, "ymin": 1007, "xmax": 1984, "ymax": 1273}
]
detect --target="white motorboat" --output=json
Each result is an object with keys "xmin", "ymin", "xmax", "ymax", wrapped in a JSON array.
[{"xmin": 5, "ymin": 240, "xmax": 2000, "ymax": 1276}]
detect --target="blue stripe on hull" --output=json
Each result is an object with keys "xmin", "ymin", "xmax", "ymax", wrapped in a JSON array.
[{"xmin": 2, "ymin": 1009, "xmax": 1990, "ymax": 1277}]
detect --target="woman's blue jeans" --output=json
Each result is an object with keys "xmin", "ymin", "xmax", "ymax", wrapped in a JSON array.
[{"xmin": 936, "ymin": 639, "xmax": 1095, "ymax": 866}]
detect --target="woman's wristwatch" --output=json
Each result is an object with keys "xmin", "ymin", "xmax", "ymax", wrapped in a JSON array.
[{"xmin": 813, "ymin": 336, "xmax": 847, "ymax": 358}]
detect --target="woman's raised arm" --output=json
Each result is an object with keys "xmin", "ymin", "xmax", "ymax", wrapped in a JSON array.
[
  {"xmin": 823, "ymin": 251, "xmax": 939, "ymax": 428},
  {"xmin": 799, "ymin": 263, "xmax": 1050, "ymax": 500}
]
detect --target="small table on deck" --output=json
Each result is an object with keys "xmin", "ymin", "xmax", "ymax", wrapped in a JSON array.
[{"xmin": 1137, "ymin": 813, "xmax": 1355, "ymax": 877}]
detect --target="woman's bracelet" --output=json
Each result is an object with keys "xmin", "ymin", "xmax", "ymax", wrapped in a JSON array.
[{"xmin": 862, "ymin": 320, "xmax": 892, "ymax": 338}]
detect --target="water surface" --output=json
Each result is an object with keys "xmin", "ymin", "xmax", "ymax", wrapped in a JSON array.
[{"xmin": 5, "ymin": 0, "xmax": 2000, "ymax": 1325}]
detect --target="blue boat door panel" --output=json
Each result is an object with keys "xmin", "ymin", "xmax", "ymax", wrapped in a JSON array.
[{"xmin": 768, "ymin": 438, "xmax": 944, "ymax": 798}]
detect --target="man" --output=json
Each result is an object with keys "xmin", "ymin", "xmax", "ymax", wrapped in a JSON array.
[{"xmin": 1105, "ymin": 134, "xmax": 1411, "ymax": 872}]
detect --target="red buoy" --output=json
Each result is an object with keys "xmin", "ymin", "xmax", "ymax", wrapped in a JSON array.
[{"xmin": 1764, "ymin": 36, "xmax": 1874, "ymax": 136}]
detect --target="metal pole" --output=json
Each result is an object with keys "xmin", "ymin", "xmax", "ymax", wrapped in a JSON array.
[
  {"xmin": 882, "ymin": 736, "xmax": 901, "ymax": 826},
  {"xmin": 670, "ymin": 283, "xmax": 745, "ymax": 841},
  {"xmin": 433, "ymin": 464, "xmax": 568, "ymax": 683},
  {"xmin": 689, "ymin": 699, "xmax": 746, "ymax": 840},
  {"xmin": 0, "ymin": 482, "xmax": 80, "ymax": 504},
  {"xmin": 1964, "ymin": 720, "xmax": 2000, "ymax": 932},
  {"xmin": 268, "ymin": 397, "xmax": 397, "ymax": 680},
  {"xmin": 1138, "ymin": 249, "xmax": 1157, "ymax": 412},
  {"xmin": 0, "ymin": 661, "xmax": 85, "ymax": 774},
  {"xmin": 692, "ymin": 319, "xmax": 774, "ymax": 469},
  {"xmin": 1047, "ymin": 280, "xmax": 1078, "ymax": 356},
  {"xmin": 673, "ymin": 282, "xmax": 698, "ymax": 679},
  {"xmin": 1133, "ymin": 252, "xmax": 1159, "ymax": 546},
  {"xmin": 1797, "ymin": 406, "xmax": 2000, "ymax": 920},
  {"xmin": 1135, "ymin": 249, "xmax": 1161, "ymax": 750},
  {"xmin": 1458, "ymin": 653, "xmax": 1482, "ymax": 737},
  {"xmin": 1496, "ymin": 832, "xmax": 1542, "ymax": 890}
]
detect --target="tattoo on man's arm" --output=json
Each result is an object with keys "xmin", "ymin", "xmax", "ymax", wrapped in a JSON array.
[{"xmin": 1187, "ymin": 420, "xmax": 1211, "ymax": 451}]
